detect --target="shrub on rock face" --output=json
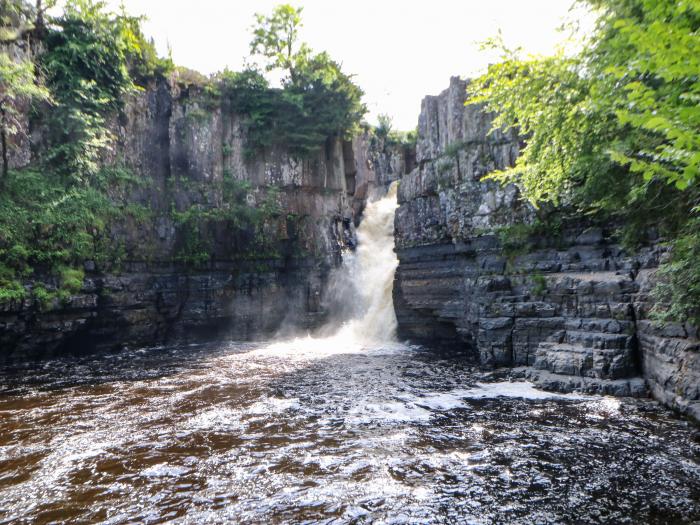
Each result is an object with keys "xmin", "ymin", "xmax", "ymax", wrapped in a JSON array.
[
  {"xmin": 0, "ymin": 54, "xmax": 50, "ymax": 182},
  {"xmin": 0, "ymin": 1, "xmax": 51, "ymax": 182},
  {"xmin": 652, "ymin": 221, "xmax": 700, "ymax": 328}
]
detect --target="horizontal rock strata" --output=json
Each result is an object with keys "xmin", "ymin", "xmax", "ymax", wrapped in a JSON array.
[
  {"xmin": 1, "ymin": 73, "xmax": 411, "ymax": 359},
  {"xmin": 394, "ymin": 77, "xmax": 700, "ymax": 420}
]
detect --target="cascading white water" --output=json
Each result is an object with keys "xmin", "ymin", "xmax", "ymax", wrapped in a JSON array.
[
  {"xmin": 263, "ymin": 183, "xmax": 399, "ymax": 355},
  {"xmin": 332, "ymin": 182, "xmax": 399, "ymax": 343}
]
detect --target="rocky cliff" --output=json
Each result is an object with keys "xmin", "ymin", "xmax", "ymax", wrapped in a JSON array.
[
  {"xmin": 0, "ymin": 72, "xmax": 410, "ymax": 359},
  {"xmin": 394, "ymin": 77, "xmax": 700, "ymax": 420}
]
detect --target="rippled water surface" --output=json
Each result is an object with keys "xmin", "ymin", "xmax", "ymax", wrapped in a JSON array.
[{"xmin": 0, "ymin": 339, "xmax": 698, "ymax": 524}]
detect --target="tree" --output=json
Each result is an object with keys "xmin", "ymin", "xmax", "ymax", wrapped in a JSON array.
[
  {"xmin": 0, "ymin": 0, "xmax": 175, "ymax": 302},
  {"xmin": 468, "ymin": 47, "xmax": 614, "ymax": 206},
  {"xmin": 0, "ymin": 53, "xmax": 50, "ymax": 182},
  {"xmin": 592, "ymin": 0, "xmax": 700, "ymax": 191},
  {"xmin": 235, "ymin": 4, "xmax": 366, "ymax": 155},
  {"xmin": 288, "ymin": 50, "xmax": 366, "ymax": 139},
  {"xmin": 249, "ymin": 4, "xmax": 309, "ymax": 84},
  {"xmin": 41, "ymin": 0, "xmax": 135, "ymax": 183},
  {"xmin": 376, "ymin": 114, "xmax": 393, "ymax": 140},
  {"xmin": 469, "ymin": 0, "xmax": 700, "ymax": 206}
]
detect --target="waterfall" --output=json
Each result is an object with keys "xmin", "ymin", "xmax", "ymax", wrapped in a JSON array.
[
  {"xmin": 267, "ymin": 182, "xmax": 399, "ymax": 353},
  {"xmin": 332, "ymin": 182, "xmax": 399, "ymax": 343}
]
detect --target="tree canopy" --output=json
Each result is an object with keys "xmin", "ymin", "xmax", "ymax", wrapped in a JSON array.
[
  {"xmin": 249, "ymin": 4, "xmax": 309, "ymax": 83},
  {"xmin": 224, "ymin": 3, "xmax": 366, "ymax": 156},
  {"xmin": 470, "ymin": 0, "xmax": 700, "ymax": 206}
]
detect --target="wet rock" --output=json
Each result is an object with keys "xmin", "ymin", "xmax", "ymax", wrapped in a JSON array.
[
  {"xmin": 576, "ymin": 227, "xmax": 604, "ymax": 245},
  {"xmin": 525, "ymin": 368, "xmax": 648, "ymax": 397}
]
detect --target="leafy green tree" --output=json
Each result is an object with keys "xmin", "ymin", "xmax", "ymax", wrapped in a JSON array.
[
  {"xmin": 41, "ymin": 0, "xmax": 135, "ymax": 183},
  {"xmin": 250, "ymin": 4, "xmax": 309, "ymax": 83},
  {"xmin": 593, "ymin": 0, "xmax": 700, "ymax": 190},
  {"xmin": 469, "ymin": 0, "xmax": 700, "ymax": 324},
  {"xmin": 238, "ymin": 4, "xmax": 366, "ymax": 155},
  {"xmin": 116, "ymin": 5, "xmax": 174, "ymax": 85},
  {"xmin": 652, "ymin": 217, "xmax": 700, "ymax": 327},
  {"xmin": 470, "ymin": 0, "xmax": 700, "ymax": 205},
  {"xmin": 287, "ymin": 50, "xmax": 366, "ymax": 139},
  {"xmin": 0, "ymin": 0, "xmax": 174, "ymax": 302},
  {"xmin": 468, "ymin": 41, "xmax": 619, "ymax": 207}
]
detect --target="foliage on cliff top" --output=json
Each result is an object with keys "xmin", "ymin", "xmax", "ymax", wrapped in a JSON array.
[
  {"xmin": 374, "ymin": 114, "xmax": 417, "ymax": 150},
  {"xmin": 0, "ymin": 0, "xmax": 173, "ymax": 303},
  {"xmin": 40, "ymin": 0, "xmax": 173, "ymax": 183},
  {"xmin": 217, "ymin": 4, "xmax": 366, "ymax": 157},
  {"xmin": 469, "ymin": 0, "xmax": 700, "ymax": 325}
]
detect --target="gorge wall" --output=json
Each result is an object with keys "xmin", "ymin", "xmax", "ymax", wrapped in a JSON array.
[
  {"xmin": 2, "ymin": 42, "xmax": 698, "ymax": 424},
  {"xmin": 394, "ymin": 77, "xmax": 700, "ymax": 421},
  {"xmin": 0, "ymin": 69, "xmax": 409, "ymax": 359}
]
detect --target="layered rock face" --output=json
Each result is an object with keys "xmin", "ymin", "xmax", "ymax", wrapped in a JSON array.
[
  {"xmin": 394, "ymin": 77, "xmax": 699, "ymax": 420},
  {"xmin": 1, "ymin": 75, "xmax": 409, "ymax": 359}
]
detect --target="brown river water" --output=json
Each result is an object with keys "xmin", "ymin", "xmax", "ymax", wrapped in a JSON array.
[
  {"xmin": 1, "ymin": 186, "xmax": 698, "ymax": 524},
  {"xmin": 0, "ymin": 340, "xmax": 698, "ymax": 524}
]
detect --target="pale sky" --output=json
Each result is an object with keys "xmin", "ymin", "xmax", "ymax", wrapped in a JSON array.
[{"xmin": 102, "ymin": 0, "xmax": 583, "ymax": 130}]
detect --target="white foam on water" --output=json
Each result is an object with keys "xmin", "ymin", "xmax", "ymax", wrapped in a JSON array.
[
  {"xmin": 140, "ymin": 463, "xmax": 190, "ymax": 478},
  {"xmin": 246, "ymin": 397, "xmax": 300, "ymax": 415},
  {"xmin": 250, "ymin": 334, "xmax": 366, "ymax": 359},
  {"xmin": 583, "ymin": 396, "xmax": 622, "ymax": 418},
  {"xmin": 185, "ymin": 407, "xmax": 244, "ymax": 432},
  {"xmin": 386, "ymin": 382, "xmax": 594, "ymax": 420},
  {"xmin": 347, "ymin": 401, "xmax": 432, "ymax": 424},
  {"xmin": 459, "ymin": 381, "xmax": 594, "ymax": 400},
  {"xmin": 250, "ymin": 335, "xmax": 408, "ymax": 361},
  {"xmin": 410, "ymin": 391, "xmax": 471, "ymax": 411}
]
